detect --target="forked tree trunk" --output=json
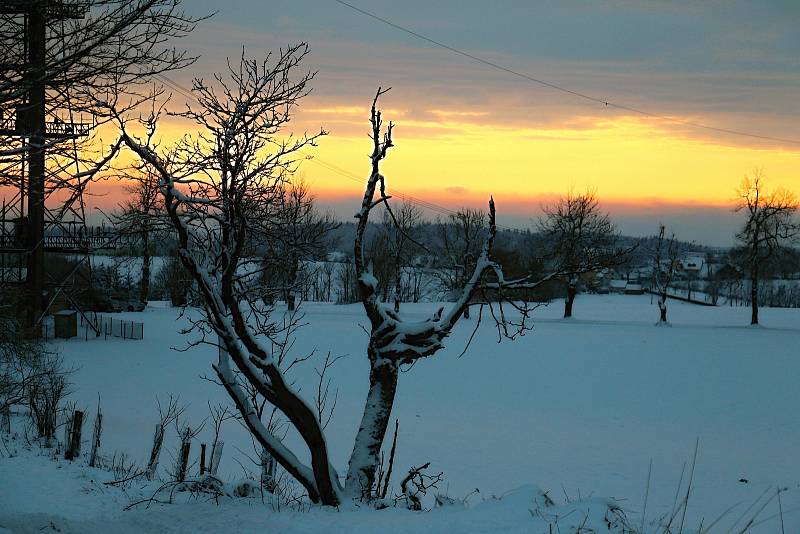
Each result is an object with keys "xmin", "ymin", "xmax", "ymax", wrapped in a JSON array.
[
  {"xmin": 345, "ymin": 353, "xmax": 399, "ymax": 499},
  {"xmin": 658, "ymin": 292, "xmax": 668, "ymax": 323}
]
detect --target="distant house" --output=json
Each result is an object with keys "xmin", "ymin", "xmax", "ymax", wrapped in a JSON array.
[
  {"xmin": 609, "ymin": 279, "xmax": 644, "ymax": 295},
  {"xmin": 624, "ymin": 283, "xmax": 644, "ymax": 295},
  {"xmin": 609, "ymin": 279, "xmax": 627, "ymax": 294},
  {"xmin": 679, "ymin": 254, "xmax": 705, "ymax": 273},
  {"xmin": 326, "ymin": 251, "xmax": 348, "ymax": 263}
]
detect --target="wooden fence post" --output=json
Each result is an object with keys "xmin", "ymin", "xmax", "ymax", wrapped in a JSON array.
[
  {"xmin": 88, "ymin": 409, "xmax": 102, "ymax": 467},
  {"xmin": 65, "ymin": 410, "xmax": 83, "ymax": 460},
  {"xmin": 199, "ymin": 443, "xmax": 206, "ymax": 475},
  {"xmin": 209, "ymin": 440, "xmax": 224, "ymax": 475},
  {"xmin": 60, "ymin": 410, "xmax": 72, "ymax": 451},
  {"xmin": 145, "ymin": 424, "xmax": 164, "ymax": 480},
  {"xmin": 177, "ymin": 427, "xmax": 191, "ymax": 482}
]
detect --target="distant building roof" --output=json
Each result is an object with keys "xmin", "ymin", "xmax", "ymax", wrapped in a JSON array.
[{"xmin": 680, "ymin": 255, "xmax": 705, "ymax": 270}]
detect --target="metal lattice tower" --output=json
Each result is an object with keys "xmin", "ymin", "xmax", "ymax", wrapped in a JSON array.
[{"xmin": 0, "ymin": 0, "xmax": 115, "ymax": 336}]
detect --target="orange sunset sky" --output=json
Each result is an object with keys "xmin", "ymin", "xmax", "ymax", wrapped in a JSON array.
[{"xmin": 79, "ymin": 1, "xmax": 800, "ymax": 245}]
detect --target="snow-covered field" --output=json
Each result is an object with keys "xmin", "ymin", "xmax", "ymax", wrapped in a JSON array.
[{"xmin": 2, "ymin": 294, "xmax": 799, "ymax": 532}]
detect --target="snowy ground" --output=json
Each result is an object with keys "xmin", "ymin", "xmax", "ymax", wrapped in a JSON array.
[{"xmin": 2, "ymin": 294, "xmax": 799, "ymax": 532}]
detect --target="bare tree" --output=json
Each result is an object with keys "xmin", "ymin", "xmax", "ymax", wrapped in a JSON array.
[
  {"xmin": 537, "ymin": 190, "xmax": 628, "ymax": 318},
  {"xmin": 380, "ymin": 201, "xmax": 424, "ymax": 312},
  {"xmin": 734, "ymin": 171, "xmax": 799, "ymax": 325},
  {"xmin": 335, "ymin": 259, "xmax": 359, "ymax": 304},
  {"xmin": 116, "ymin": 46, "xmax": 343, "ymax": 506},
  {"xmin": 115, "ymin": 59, "xmax": 555, "ymax": 506},
  {"xmin": 434, "ymin": 207, "xmax": 486, "ymax": 318},
  {"xmin": 261, "ymin": 178, "xmax": 339, "ymax": 310},
  {"xmin": 345, "ymin": 89, "xmax": 547, "ymax": 501},
  {"xmin": 651, "ymin": 224, "xmax": 678, "ymax": 324},
  {"xmin": 110, "ymin": 164, "xmax": 170, "ymax": 303}
]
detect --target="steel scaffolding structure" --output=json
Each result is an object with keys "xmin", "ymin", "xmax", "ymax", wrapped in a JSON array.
[{"xmin": 0, "ymin": 0, "xmax": 116, "ymax": 335}]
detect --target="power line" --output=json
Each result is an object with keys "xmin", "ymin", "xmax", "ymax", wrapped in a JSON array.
[{"xmin": 331, "ymin": 0, "xmax": 800, "ymax": 147}]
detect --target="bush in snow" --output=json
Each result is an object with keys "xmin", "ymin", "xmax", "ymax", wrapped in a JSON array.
[{"xmin": 0, "ymin": 318, "xmax": 69, "ymax": 443}]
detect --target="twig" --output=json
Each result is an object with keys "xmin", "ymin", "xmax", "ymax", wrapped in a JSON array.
[
  {"xmin": 641, "ymin": 459, "xmax": 652, "ymax": 532},
  {"xmin": 380, "ymin": 419, "xmax": 399, "ymax": 499}
]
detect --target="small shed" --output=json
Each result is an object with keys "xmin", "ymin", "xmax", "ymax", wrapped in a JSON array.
[{"xmin": 54, "ymin": 310, "xmax": 77, "ymax": 339}]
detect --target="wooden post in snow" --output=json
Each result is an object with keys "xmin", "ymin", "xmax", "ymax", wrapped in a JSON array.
[
  {"xmin": 88, "ymin": 409, "xmax": 102, "ymax": 467},
  {"xmin": 65, "ymin": 410, "xmax": 83, "ymax": 460},
  {"xmin": 209, "ymin": 440, "xmax": 223, "ymax": 475},
  {"xmin": 177, "ymin": 427, "xmax": 191, "ymax": 482},
  {"xmin": 145, "ymin": 423, "xmax": 164, "ymax": 480},
  {"xmin": 61, "ymin": 411, "xmax": 71, "ymax": 451},
  {"xmin": 199, "ymin": 443, "xmax": 207, "ymax": 475}
]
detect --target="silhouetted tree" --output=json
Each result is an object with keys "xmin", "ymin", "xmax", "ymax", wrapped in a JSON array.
[
  {"xmin": 734, "ymin": 171, "xmax": 799, "ymax": 325},
  {"xmin": 651, "ymin": 224, "xmax": 678, "ymax": 324},
  {"xmin": 111, "ymin": 164, "xmax": 170, "ymax": 303},
  {"xmin": 538, "ymin": 190, "xmax": 628, "ymax": 318},
  {"xmin": 434, "ymin": 207, "xmax": 486, "ymax": 318},
  {"xmin": 261, "ymin": 179, "xmax": 339, "ymax": 310},
  {"xmin": 379, "ymin": 201, "xmax": 424, "ymax": 312},
  {"xmin": 118, "ymin": 46, "xmax": 343, "ymax": 505}
]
